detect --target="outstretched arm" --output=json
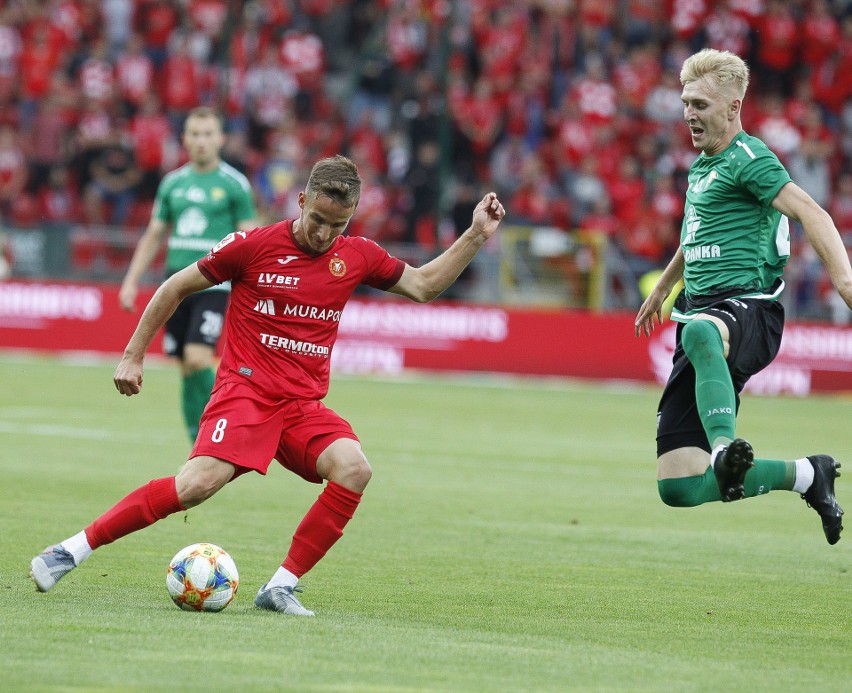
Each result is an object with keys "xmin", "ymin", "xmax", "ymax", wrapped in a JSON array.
[
  {"xmin": 772, "ymin": 181, "xmax": 852, "ymax": 311},
  {"xmin": 119, "ymin": 218, "xmax": 170, "ymax": 312},
  {"xmin": 114, "ymin": 263, "xmax": 215, "ymax": 396},
  {"xmin": 388, "ymin": 192, "xmax": 506, "ymax": 303},
  {"xmin": 635, "ymin": 248, "xmax": 684, "ymax": 337}
]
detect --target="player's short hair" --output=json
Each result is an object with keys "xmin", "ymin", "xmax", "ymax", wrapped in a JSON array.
[
  {"xmin": 184, "ymin": 106, "xmax": 224, "ymax": 131},
  {"xmin": 305, "ymin": 155, "xmax": 361, "ymax": 208},
  {"xmin": 680, "ymin": 49, "xmax": 750, "ymax": 101}
]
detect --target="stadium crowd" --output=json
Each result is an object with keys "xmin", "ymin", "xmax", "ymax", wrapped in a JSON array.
[{"xmin": 0, "ymin": 0, "xmax": 851, "ymax": 313}]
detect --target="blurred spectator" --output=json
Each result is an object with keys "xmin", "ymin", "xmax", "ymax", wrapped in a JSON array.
[
  {"xmin": 753, "ymin": 0, "xmax": 798, "ymax": 97},
  {"xmin": 622, "ymin": 0, "xmax": 668, "ymax": 47},
  {"xmin": 472, "ymin": 5, "xmax": 528, "ymax": 101},
  {"xmin": 133, "ymin": 0, "xmax": 179, "ymax": 70},
  {"xmin": 115, "ymin": 33, "xmax": 155, "ymax": 115},
  {"xmin": 669, "ymin": 0, "xmax": 708, "ymax": 45},
  {"xmin": 0, "ymin": 124, "xmax": 28, "ymax": 221},
  {"xmin": 102, "ymin": 0, "xmax": 134, "ymax": 57},
  {"xmin": 644, "ymin": 70, "xmax": 683, "ymax": 130},
  {"xmin": 754, "ymin": 93, "xmax": 802, "ymax": 163},
  {"xmin": 348, "ymin": 108, "xmax": 387, "ymax": 175},
  {"xmin": 38, "ymin": 165, "xmax": 81, "ymax": 224},
  {"xmin": 510, "ymin": 150, "xmax": 564, "ymax": 227},
  {"xmin": 82, "ymin": 121, "xmax": 142, "ymax": 226},
  {"xmin": 800, "ymin": 0, "xmax": 841, "ymax": 69},
  {"xmin": 384, "ymin": 128, "xmax": 410, "ymax": 185},
  {"xmin": 647, "ymin": 172, "xmax": 682, "ymax": 229},
  {"xmin": 71, "ymin": 98, "xmax": 114, "ymax": 192},
  {"xmin": 452, "ymin": 77, "xmax": 503, "ymax": 180},
  {"xmin": 809, "ymin": 16, "xmax": 852, "ymax": 122},
  {"xmin": 161, "ymin": 33, "xmax": 208, "ymax": 131},
  {"xmin": 504, "ymin": 75, "xmax": 548, "ymax": 151},
  {"xmin": 17, "ymin": 21, "xmax": 65, "ymax": 126},
  {"xmin": 565, "ymin": 153, "xmax": 608, "ymax": 225},
  {"xmin": 580, "ymin": 195, "xmax": 620, "ymax": 239},
  {"xmin": 254, "ymin": 129, "xmax": 304, "ymax": 223},
  {"xmin": 551, "ymin": 97, "xmax": 596, "ymax": 180},
  {"xmin": 618, "ymin": 204, "xmax": 676, "ymax": 280},
  {"xmin": 787, "ymin": 103, "xmax": 836, "ymax": 208},
  {"xmin": 0, "ymin": 18, "xmax": 22, "ymax": 110},
  {"xmin": 402, "ymin": 140, "xmax": 441, "ymax": 246},
  {"xmin": 244, "ymin": 43, "xmax": 299, "ymax": 151},
  {"xmin": 576, "ymin": 0, "xmax": 617, "ymax": 56},
  {"xmin": 400, "ymin": 70, "xmax": 442, "ymax": 163},
  {"xmin": 348, "ymin": 50, "xmax": 396, "ymax": 134},
  {"xmin": 26, "ymin": 92, "xmax": 74, "ymax": 194},
  {"xmin": 489, "ymin": 134, "xmax": 529, "ymax": 199},
  {"xmin": 221, "ymin": 127, "xmax": 257, "ymax": 179},
  {"xmin": 76, "ymin": 38, "xmax": 115, "ymax": 106},
  {"xmin": 588, "ymin": 122, "xmax": 630, "ymax": 183},
  {"xmin": 613, "ymin": 43, "xmax": 661, "ymax": 117},
  {"xmin": 608, "ymin": 155, "xmax": 646, "ymax": 226},
  {"xmin": 280, "ymin": 27, "xmax": 325, "ymax": 118},
  {"xmin": 703, "ymin": 2, "xmax": 751, "ymax": 58},
  {"xmin": 568, "ymin": 52, "xmax": 617, "ymax": 125},
  {"xmin": 130, "ymin": 92, "xmax": 171, "ymax": 199},
  {"xmin": 386, "ymin": 1, "xmax": 429, "ymax": 78},
  {"xmin": 187, "ymin": 0, "xmax": 228, "ymax": 43}
]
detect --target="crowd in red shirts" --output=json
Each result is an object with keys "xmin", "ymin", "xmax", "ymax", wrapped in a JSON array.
[{"xmin": 0, "ymin": 0, "xmax": 851, "ymax": 311}]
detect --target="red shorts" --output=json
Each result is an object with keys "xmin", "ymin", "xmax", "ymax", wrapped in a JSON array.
[{"xmin": 189, "ymin": 379, "xmax": 359, "ymax": 484}]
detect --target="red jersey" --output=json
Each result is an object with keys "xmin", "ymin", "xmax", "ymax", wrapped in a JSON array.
[{"xmin": 197, "ymin": 221, "xmax": 405, "ymax": 400}]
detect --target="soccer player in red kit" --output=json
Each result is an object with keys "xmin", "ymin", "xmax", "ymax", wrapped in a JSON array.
[{"xmin": 30, "ymin": 155, "xmax": 507, "ymax": 616}]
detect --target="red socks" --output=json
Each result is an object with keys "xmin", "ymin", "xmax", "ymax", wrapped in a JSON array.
[
  {"xmin": 82, "ymin": 477, "xmax": 361, "ymax": 578},
  {"xmin": 85, "ymin": 477, "xmax": 184, "ymax": 549},
  {"xmin": 283, "ymin": 481, "xmax": 362, "ymax": 577}
]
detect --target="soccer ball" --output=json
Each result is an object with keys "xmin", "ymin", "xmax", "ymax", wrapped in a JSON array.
[{"xmin": 166, "ymin": 543, "xmax": 239, "ymax": 612}]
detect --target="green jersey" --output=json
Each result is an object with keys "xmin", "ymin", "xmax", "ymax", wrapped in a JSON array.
[
  {"xmin": 674, "ymin": 131, "xmax": 791, "ymax": 320},
  {"xmin": 153, "ymin": 161, "xmax": 256, "ymax": 283}
]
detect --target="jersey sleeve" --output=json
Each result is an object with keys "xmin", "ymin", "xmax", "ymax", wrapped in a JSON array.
[
  {"xmin": 351, "ymin": 237, "xmax": 406, "ymax": 290},
  {"xmin": 231, "ymin": 176, "xmax": 257, "ymax": 223},
  {"xmin": 152, "ymin": 176, "xmax": 172, "ymax": 223},
  {"xmin": 735, "ymin": 144, "xmax": 792, "ymax": 206},
  {"xmin": 197, "ymin": 229, "xmax": 253, "ymax": 285}
]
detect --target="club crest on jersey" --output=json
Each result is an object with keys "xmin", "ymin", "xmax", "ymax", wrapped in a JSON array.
[{"xmin": 329, "ymin": 257, "xmax": 347, "ymax": 277}]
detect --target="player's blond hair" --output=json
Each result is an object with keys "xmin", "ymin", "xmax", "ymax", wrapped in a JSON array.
[
  {"xmin": 306, "ymin": 155, "xmax": 361, "ymax": 208},
  {"xmin": 680, "ymin": 49, "xmax": 750, "ymax": 101}
]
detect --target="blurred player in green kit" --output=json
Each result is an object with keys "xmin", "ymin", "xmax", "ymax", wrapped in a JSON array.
[{"xmin": 120, "ymin": 107, "xmax": 257, "ymax": 440}]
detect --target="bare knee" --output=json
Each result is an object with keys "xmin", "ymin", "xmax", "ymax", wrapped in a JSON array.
[
  {"xmin": 181, "ymin": 344, "xmax": 215, "ymax": 375},
  {"xmin": 175, "ymin": 457, "xmax": 235, "ymax": 508},
  {"xmin": 657, "ymin": 447, "xmax": 711, "ymax": 480},
  {"xmin": 330, "ymin": 456, "xmax": 372, "ymax": 492},
  {"xmin": 317, "ymin": 440, "xmax": 372, "ymax": 492}
]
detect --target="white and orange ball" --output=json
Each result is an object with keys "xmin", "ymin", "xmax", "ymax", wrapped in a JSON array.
[{"xmin": 166, "ymin": 542, "xmax": 239, "ymax": 612}]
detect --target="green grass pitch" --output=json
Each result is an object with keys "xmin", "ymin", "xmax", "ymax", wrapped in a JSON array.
[{"xmin": 1, "ymin": 353, "xmax": 850, "ymax": 692}]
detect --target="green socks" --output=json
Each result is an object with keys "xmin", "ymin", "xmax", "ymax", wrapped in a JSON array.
[
  {"xmin": 181, "ymin": 368, "xmax": 215, "ymax": 440},
  {"xmin": 680, "ymin": 319, "xmax": 736, "ymax": 447},
  {"xmin": 662, "ymin": 321, "xmax": 799, "ymax": 507},
  {"xmin": 658, "ymin": 458, "xmax": 796, "ymax": 507}
]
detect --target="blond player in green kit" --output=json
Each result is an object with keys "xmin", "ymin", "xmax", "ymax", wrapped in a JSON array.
[
  {"xmin": 119, "ymin": 107, "xmax": 257, "ymax": 440},
  {"xmin": 636, "ymin": 49, "xmax": 852, "ymax": 544}
]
